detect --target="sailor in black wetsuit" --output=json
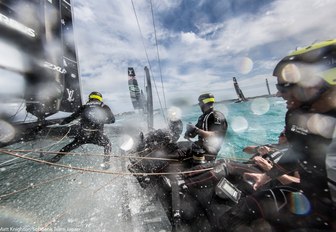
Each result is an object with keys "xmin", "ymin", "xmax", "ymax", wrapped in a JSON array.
[
  {"xmin": 218, "ymin": 40, "xmax": 336, "ymax": 232},
  {"xmin": 128, "ymin": 118, "xmax": 184, "ymax": 174},
  {"xmin": 183, "ymin": 130, "xmax": 299, "ymax": 191},
  {"xmin": 183, "ymin": 93, "xmax": 228, "ymax": 165},
  {"xmin": 49, "ymin": 92, "xmax": 115, "ymax": 169}
]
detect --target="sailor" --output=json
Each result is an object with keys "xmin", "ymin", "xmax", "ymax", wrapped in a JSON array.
[
  {"xmin": 141, "ymin": 118, "xmax": 183, "ymax": 151},
  {"xmin": 218, "ymin": 39, "xmax": 336, "ymax": 231},
  {"xmin": 49, "ymin": 92, "xmax": 115, "ymax": 169},
  {"xmin": 128, "ymin": 118, "xmax": 183, "ymax": 175},
  {"xmin": 183, "ymin": 93, "xmax": 228, "ymax": 165},
  {"xmin": 183, "ymin": 130, "xmax": 299, "ymax": 193}
]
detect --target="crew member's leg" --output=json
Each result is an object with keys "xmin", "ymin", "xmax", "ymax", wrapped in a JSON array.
[
  {"xmin": 49, "ymin": 137, "xmax": 83, "ymax": 163},
  {"xmin": 92, "ymin": 132, "xmax": 112, "ymax": 169}
]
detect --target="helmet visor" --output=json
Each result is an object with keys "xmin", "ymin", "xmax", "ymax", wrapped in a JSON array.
[
  {"xmin": 199, "ymin": 97, "xmax": 215, "ymax": 104},
  {"xmin": 89, "ymin": 94, "xmax": 103, "ymax": 101}
]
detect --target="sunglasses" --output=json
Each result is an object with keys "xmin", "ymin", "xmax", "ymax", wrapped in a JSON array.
[{"xmin": 276, "ymin": 83, "xmax": 296, "ymax": 93}]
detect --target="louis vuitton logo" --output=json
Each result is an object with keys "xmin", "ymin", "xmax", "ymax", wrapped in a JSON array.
[{"xmin": 66, "ymin": 88, "xmax": 75, "ymax": 102}]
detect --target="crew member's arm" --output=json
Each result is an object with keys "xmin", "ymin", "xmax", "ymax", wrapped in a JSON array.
[
  {"xmin": 254, "ymin": 156, "xmax": 300, "ymax": 185},
  {"xmin": 195, "ymin": 128, "xmax": 220, "ymax": 138},
  {"xmin": 103, "ymin": 105, "xmax": 115, "ymax": 124},
  {"xmin": 243, "ymin": 145, "xmax": 259, "ymax": 154},
  {"xmin": 326, "ymin": 137, "xmax": 336, "ymax": 206},
  {"xmin": 244, "ymin": 148, "xmax": 299, "ymax": 190},
  {"xmin": 277, "ymin": 171, "xmax": 300, "ymax": 185},
  {"xmin": 60, "ymin": 106, "xmax": 84, "ymax": 125}
]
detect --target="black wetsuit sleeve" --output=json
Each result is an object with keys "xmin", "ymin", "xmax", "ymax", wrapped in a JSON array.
[
  {"xmin": 326, "ymin": 137, "xmax": 336, "ymax": 204},
  {"xmin": 103, "ymin": 105, "xmax": 115, "ymax": 124},
  {"xmin": 266, "ymin": 149, "xmax": 299, "ymax": 179},
  {"xmin": 62, "ymin": 106, "xmax": 84, "ymax": 124}
]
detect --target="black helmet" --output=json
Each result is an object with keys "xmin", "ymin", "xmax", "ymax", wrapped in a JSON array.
[
  {"xmin": 198, "ymin": 93, "xmax": 215, "ymax": 105},
  {"xmin": 273, "ymin": 39, "xmax": 336, "ymax": 92},
  {"xmin": 89, "ymin": 91, "xmax": 103, "ymax": 101}
]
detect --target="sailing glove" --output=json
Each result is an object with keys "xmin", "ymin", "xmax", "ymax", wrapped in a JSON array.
[{"xmin": 184, "ymin": 123, "xmax": 198, "ymax": 138}]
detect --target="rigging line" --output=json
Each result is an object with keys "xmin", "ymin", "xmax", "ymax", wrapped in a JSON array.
[
  {"xmin": 149, "ymin": 0, "xmax": 167, "ymax": 115},
  {"xmin": 0, "ymin": 127, "xmax": 72, "ymax": 167},
  {"xmin": 39, "ymin": 125, "xmax": 73, "ymax": 152},
  {"xmin": 38, "ymin": 167, "xmax": 126, "ymax": 231},
  {"xmin": 130, "ymin": 0, "xmax": 165, "ymax": 119},
  {"xmin": 8, "ymin": 99, "xmax": 25, "ymax": 120},
  {"xmin": 37, "ymin": 149, "xmax": 127, "ymax": 229},
  {"xmin": 130, "ymin": 0, "xmax": 152, "ymax": 76},
  {"xmin": 1, "ymin": 149, "xmax": 213, "ymax": 176},
  {"xmin": 0, "ymin": 148, "xmax": 179, "ymax": 162},
  {"xmin": 38, "ymin": 212, "xmax": 68, "ymax": 232},
  {"xmin": 0, "ymin": 172, "xmax": 81, "ymax": 199},
  {"xmin": 147, "ymin": 63, "xmax": 166, "ymax": 122}
]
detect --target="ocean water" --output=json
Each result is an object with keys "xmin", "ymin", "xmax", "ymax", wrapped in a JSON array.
[{"xmin": 0, "ymin": 96, "xmax": 287, "ymax": 231}]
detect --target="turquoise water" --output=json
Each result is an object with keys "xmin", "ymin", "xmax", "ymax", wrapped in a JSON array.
[{"xmin": 177, "ymin": 96, "xmax": 286, "ymax": 160}]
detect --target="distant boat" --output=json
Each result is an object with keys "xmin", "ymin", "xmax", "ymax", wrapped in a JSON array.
[
  {"xmin": 127, "ymin": 66, "xmax": 153, "ymax": 130},
  {"xmin": 233, "ymin": 77, "xmax": 247, "ymax": 103}
]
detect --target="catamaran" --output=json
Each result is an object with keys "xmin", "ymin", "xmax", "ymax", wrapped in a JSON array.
[
  {"xmin": 0, "ymin": 0, "xmax": 82, "ymax": 147},
  {"xmin": 233, "ymin": 77, "xmax": 247, "ymax": 103}
]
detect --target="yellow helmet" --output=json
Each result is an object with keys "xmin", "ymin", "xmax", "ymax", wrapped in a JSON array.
[
  {"xmin": 89, "ymin": 91, "xmax": 103, "ymax": 102},
  {"xmin": 273, "ymin": 39, "xmax": 336, "ymax": 87},
  {"xmin": 198, "ymin": 93, "xmax": 215, "ymax": 104}
]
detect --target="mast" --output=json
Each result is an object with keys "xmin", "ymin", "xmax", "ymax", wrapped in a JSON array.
[
  {"xmin": 233, "ymin": 77, "xmax": 247, "ymax": 102},
  {"xmin": 144, "ymin": 66, "xmax": 153, "ymax": 130},
  {"xmin": 266, "ymin": 78, "xmax": 271, "ymax": 95}
]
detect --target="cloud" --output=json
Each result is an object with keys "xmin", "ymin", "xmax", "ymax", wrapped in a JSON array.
[{"xmin": 70, "ymin": 0, "xmax": 336, "ymax": 114}]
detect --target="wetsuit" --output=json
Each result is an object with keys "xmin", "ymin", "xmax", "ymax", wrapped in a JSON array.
[
  {"xmin": 183, "ymin": 144, "xmax": 290, "ymax": 189},
  {"xmin": 129, "ymin": 128, "xmax": 181, "ymax": 173},
  {"xmin": 50, "ymin": 99, "xmax": 115, "ymax": 163},
  {"xmin": 218, "ymin": 108, "xmax": 336, "ymax": 231},
  {"xmin": 183, "ymin": 109, "xmax": 228, "ymax": 164}
]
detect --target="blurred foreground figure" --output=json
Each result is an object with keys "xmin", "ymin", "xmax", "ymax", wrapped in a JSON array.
[
  {"xmin": 219, "ymin": 39, "xmax": 336, "ymax": 231},
  {"xmin": 49, "ymin": 92, "xmax": 115, "ymax": 169}
]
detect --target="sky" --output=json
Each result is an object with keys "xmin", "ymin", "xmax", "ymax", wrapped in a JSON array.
[
  {"xmin": 71, "ymin": 0, "xmax": 336, "ymax": 114},
  {"xmin": 0, "ymin": 0, "xmax": 336, "ymax": 118}
]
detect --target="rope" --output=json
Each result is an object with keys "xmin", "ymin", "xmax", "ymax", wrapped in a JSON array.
[
  {"xmin": 0, "ymin": 172, "xmax": 81, "ymax": 199},
  {"xmin": 149, "ymin": 0, "xmax": 167, "ymax": 120},
  {"xmin": 37, "ymin": 169, "xmax": 125, "ymax": 231},
  {"xmin": 37, "ymin": 212, "xmax": 67, "ymax": 232},
  {"xmin": 0, "ymin": 149, "xmax": 213, "ymax": 176},
  {"xmin": 0, "ymin": 127, "xmax": 72, "ymax": 167},
  {"xmin": 0, "ymin": 148, "xmax": 179, "ymax": 162},
  {"xmin": 130, "ymin": 0, "xmax": 166, "ymax": 122}
]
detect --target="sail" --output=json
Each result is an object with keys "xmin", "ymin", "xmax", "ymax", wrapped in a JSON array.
[
  {"xmin": 58, "ymin": 0, "xmax": 82, "ymax": 112},
  {"xmin": 0, "ymin": 0, "xmax": 82, "ymax": 145},
  {"xmin": 127, "ymin": 67, "xmax": 153, "ymax": 130},
  {"xmin": 128, "ymin": 67, "xmax": 144, "ymax": 110},
  {"xmin": 233, "ymin": 77, "xmax": 247, "ymax": 102}
]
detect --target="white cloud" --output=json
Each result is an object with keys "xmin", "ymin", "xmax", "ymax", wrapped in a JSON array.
[{"xmin": 70, "ymin": 0, "xmax": 336, "ymax": 114}]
